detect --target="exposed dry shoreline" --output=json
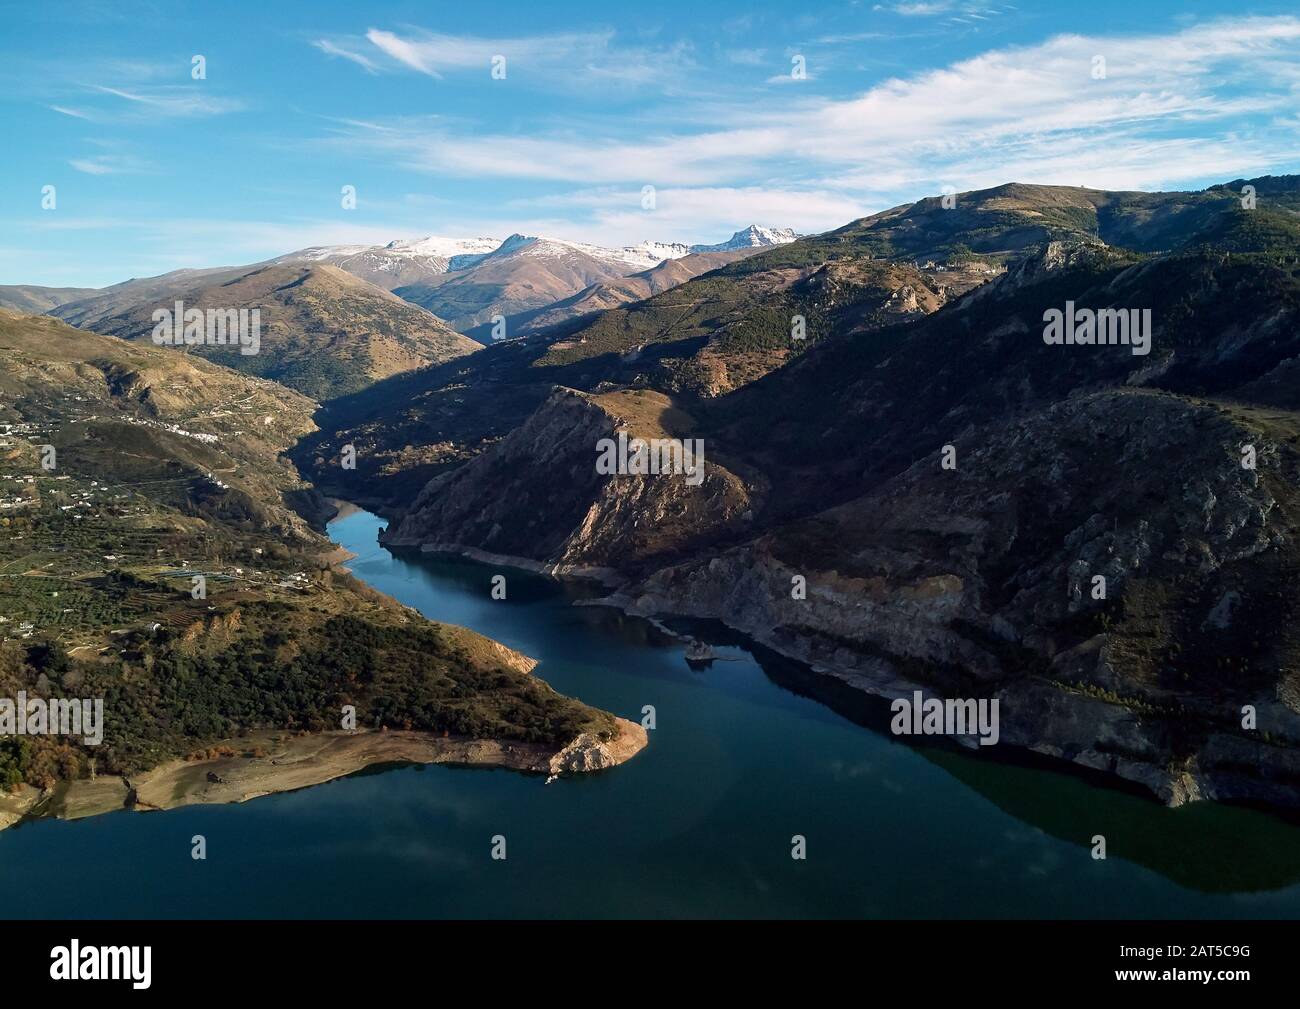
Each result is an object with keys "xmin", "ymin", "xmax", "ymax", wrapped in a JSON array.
[
  {"xmin": 395, "ymin": 539, "xmax": 626, "ymax": 586},
  {"xmin": 596, "ymin": 581, "xmax": 1300, "ymax": 810},
  {"xmin": 0, "ymin": 719, "xmax": 648, "ymax": 831},
  {"xmin": 334, "ymin": 527, "xmax": 1219, "ymax": 808}
]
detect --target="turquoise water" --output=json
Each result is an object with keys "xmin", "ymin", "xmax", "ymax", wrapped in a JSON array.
[{"xmin": 4, "ymin": 507, "xmax": 1300, "ymax": 918}]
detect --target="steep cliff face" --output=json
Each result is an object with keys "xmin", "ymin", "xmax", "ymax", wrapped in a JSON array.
[
  {"xmin": 386, "ymin": 387, "xmax": 752, "ymax": 572},
  {"xmin": 610, "ymin": 388, "xmax": 1300, "ymax": 804},
  {"xmin": 374, "ymin": 183, "xmax": 1300, "ymax": 808}
]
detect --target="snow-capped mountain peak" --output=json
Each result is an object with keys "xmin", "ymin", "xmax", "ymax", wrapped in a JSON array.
[
  {"xmin": 383, "ymin": 235, "xmax": 503, "ymax": 259},
  {"xmin": 276, "ymin": 244, "xmax": 375, "ymax": 263},
  {"xmin": 274, "ymin": 225, "xmax": 797, "ymax": 292},
  {"xmin": 633, "ymin": 240, "xmax": 693, "ymax": 262},
  {"xmin": 689, "ymin": 225, "xmax": 798, "ymax": 254},
  {"xmin": 489, "ymin": 235, "xmax": 690, "ymax": 272}
]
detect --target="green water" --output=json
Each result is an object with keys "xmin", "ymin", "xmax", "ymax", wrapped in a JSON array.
[{"xmin": 3, "ymin": 508, "xmax": 1300, "ymax": 918}]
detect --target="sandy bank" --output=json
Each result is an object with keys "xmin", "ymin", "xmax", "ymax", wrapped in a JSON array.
[{"xmin": 0, "ymin": 718, "xmax": 648, "ymax": 830}]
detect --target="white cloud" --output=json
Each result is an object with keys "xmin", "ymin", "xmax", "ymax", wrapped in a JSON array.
[
  {"xmin": 69, "ymin": 159, "xmax": 114, "ymax": 175},
  {"xmin": 312, "ymin": 39, "xmax": 381, "ymax": 73},
  {"xmin": 313, "ymin": 26, "xmax": 699, "ymax": 89},
  {"xmin": 319, "ymin": 14, "xmax": 1300, "ymax": 207},
  {"xmin": 50, "ymin": 105, "xmax": 93, "ymax": 119},
  {"xmin": 364, "ymin": 29, "xmax": 447, "ymax": 77},
  {"xmin": 92, "ymin": 85, "xmax": 242, "ymax": 118},
  {"xmin": 348, "ymin": 27, "xmax": 615, "ymax": 77},
  {"xmin": 893, "ymin": 2, "xmax": 954, "ymax": 15},
  {"xmin": 69, "ymin": 152, "xmax": 152, "ymax": 176}
]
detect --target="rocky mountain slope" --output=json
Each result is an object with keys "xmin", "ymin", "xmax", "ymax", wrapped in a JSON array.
[
  {"xmin": 462, "ymin": 248, "xmax": 761, "ymax": 341},
  {"xmin": 271, "ymin": 236, "xmax": 503, "ymax": 291},
  {"xmin": 50, "ymin": 264, "xmax": 481, "ymax": 400},
  {"xmin": 386, "ymin": 388, "xmax": 752, "ymax": 573},
  {"xmin": 367, "ymin": 175, "xmax": 1300, "ymax": 807}
]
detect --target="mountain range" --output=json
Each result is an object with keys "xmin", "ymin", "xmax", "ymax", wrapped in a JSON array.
[
  {"xmin": 281, "ymin": 226, "xmax": 797, "ymax": 334},
  {"xmin": 274, "ymin": 225, "xmax": 799, "ymax": 291},
  {"xmin": 12, "ymin": 178, "xmax": 1300, "ymax": 808},
  {"xmin": 13, "ymin": 225, "xmax": 798, "ymax": 399},
  {"xmin": 299, "ymin": 174, "xmax": 1300, "ymax": 809}
]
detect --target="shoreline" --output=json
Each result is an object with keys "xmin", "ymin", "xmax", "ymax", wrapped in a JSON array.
[
  {"xmin": 384, "ymin": 537, "xmax": 628, "ymax": 587},
  {"xmin": 360, "ymin": 531, "xmax": 1203, "ymax": 808},
  {"xmin": 593, "ymin": 586, "xmax": 1300, "ymax": 812},
  {"xmin": 322, "ymin": 509, "xmax": 1281, "ymax": 811},
  {"xmin": 0, "ymin": 719, "xmax": 648, "ymax": 832}
]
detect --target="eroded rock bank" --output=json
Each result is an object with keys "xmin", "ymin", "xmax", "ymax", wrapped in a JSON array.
[
  {"xmin": 598, "ymin": 413, "xmax": 1300, "ymax": 812},
  {"xmin": 0, "ymin": 719, "xmax": 648, "ymax": 831},
  {"xmin": 609, "ymin": 562, "xmax": 1300, "ymax": 809}
]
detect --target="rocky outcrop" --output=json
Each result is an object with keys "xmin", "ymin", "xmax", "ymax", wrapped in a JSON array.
[
  {"xmin": 604, "ymin": 387, "xmax": 1300, "ymax": 806},
  {"xmin": 387, "ymin": 387, "xmax": 753, "ymax": 570},
  {"xmin": 548, "ymin": 719, "xmax": 649, "ymax": 774}
]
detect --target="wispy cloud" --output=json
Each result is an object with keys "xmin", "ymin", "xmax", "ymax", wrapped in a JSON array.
[
  {"xmin": 2, "ymin": 56, "xmax": 244, "ymax": 124},
  {"xmin": 312, "ymin": 39, "xmax": 381, "ymax": 74},
  {"xmin": 312, "ymin": 27, "xmax": 618, "ymax": 78},
  {"xmin": 69, "ymin": 153, "xmax": 152, "ymax": 175},
  {"xmin": 321, "ymin": 16, "xmax": 1300, "ymax": 188},
  {"xmin": 890, "ymin": 2, "xmax": 955, "ymax": 15},
  {"xmin": 873, "ymin": 2, "xmax": 1019, "ymax": 27},
  {"xmin": 91, "ymin": 84, "xmax": 243, "ymax": 118},
  {"xmin": 312, "ymin": 26, "xmax": 697, "ymax": 88},
  {"xmin": 50, "ymin": 104, "xmax": 94, "ymax": 120}
]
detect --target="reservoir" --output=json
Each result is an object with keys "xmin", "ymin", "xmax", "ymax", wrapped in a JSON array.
[{"xmin": 4, "ymin": 507, "xmax": 1300, "ymax": 918}]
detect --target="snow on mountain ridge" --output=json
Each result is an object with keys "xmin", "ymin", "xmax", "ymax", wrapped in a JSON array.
[
  {"xmin": 278, "ymin": 225, "xmax": 795, "ymax": 278},
  {"xmin": 689, "ymin": 226, "xmax": 799, "ymax": 253},
  {"xmin": 383, "ymin": 235, "xmax": 503, "ymax": 258},
  {"xmin": 280, "ymin": 244, "xmax": 375, "ymax": 263},
  {"xmin": 489, "ymin": 234, "xmax": 687, "ymax": 271}
]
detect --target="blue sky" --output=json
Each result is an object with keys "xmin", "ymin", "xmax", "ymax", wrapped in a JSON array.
[{"xmin": 3, "ymin": 0, "xmax": 1299, "ymax": 287}]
